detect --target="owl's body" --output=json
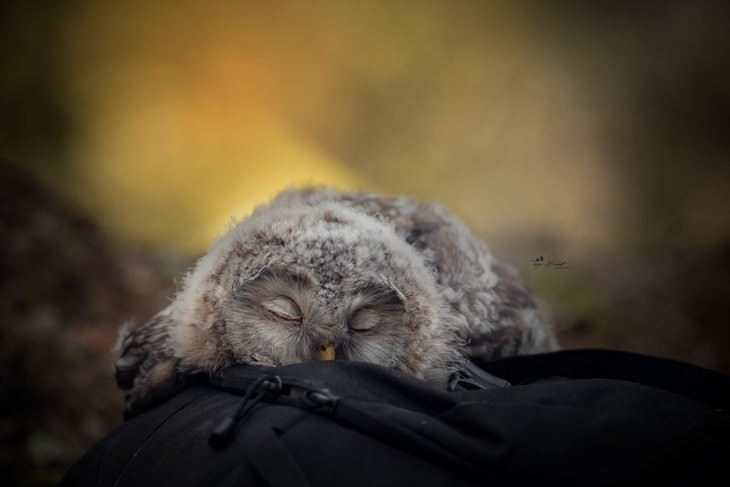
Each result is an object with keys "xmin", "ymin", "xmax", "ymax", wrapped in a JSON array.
[{"xmin": 115, "ymin": 188, "xmax": 557, "ymax": 414}]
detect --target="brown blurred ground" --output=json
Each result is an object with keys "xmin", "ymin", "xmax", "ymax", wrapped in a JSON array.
[
  {"xmin": 1, "ymin": 1, "xmax": 729, "ymax": 486},
  {"xmin": 0, "ymin": 163, "xmax": 175, "ymax": 485}
]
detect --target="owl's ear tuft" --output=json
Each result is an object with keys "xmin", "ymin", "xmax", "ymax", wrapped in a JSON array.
[{"xmin": 113, "ymin": 307, "xmax": 183, "ymax": 416}]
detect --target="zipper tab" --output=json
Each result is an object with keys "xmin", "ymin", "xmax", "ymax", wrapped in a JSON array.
[
  {"xmin": 299, "ymin": 388, "xmax": 338, "ymax": 413},
  {"xmin": 209, "ymin": 374, "xmax": 283, "ymax": 448}
]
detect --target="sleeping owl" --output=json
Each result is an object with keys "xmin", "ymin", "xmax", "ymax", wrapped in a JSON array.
[{"xmin": 114, "ymin": 188, "xmax": 558, "ymax": 414}]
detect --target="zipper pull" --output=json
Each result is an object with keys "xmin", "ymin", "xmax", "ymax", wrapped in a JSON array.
[
  {"xmin": 448, "ymin": 359, "xmax": 511, "ymax": 392},
  {"xmin": 209, "ymin": 374, "xmax": 282, "ymax": 448},
  {"xmin": 299, "ymin": 388, "xmax": 338, "ymax": 413}
]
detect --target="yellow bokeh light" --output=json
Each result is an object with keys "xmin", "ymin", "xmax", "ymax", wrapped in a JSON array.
[{"xmin": 54, "ymin": 0, "xmax": 628, "ymax": 257}]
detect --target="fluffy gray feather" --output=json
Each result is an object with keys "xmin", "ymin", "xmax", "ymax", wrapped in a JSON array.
[{"xmin": 115, "ymin": 188, "xmax": 558, "ymax": 414}]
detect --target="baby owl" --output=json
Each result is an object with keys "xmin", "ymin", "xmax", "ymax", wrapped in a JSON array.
[{"xmin": 115, "ymin": 188, "xmax": 558, "ymax": 414}]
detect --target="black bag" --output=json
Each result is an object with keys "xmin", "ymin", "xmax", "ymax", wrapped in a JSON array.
[{"xmin": 61, "ymin": 350, "xmax": 730, "ymax": 487}]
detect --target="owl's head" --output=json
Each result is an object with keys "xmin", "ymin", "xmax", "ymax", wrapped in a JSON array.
[{"xmin": 168, "ymin": 198, "xmax": 459, "ymax": 384}]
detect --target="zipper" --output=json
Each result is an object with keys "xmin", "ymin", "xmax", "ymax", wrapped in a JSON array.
[{"xmin": 208, "ymin": 372, "xmax": 339, "ymax": 449}]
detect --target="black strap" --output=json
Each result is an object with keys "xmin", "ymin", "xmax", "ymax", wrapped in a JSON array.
[{"xmin": 474, "ymin": 349, "xmax": 730, "ymax": 411}]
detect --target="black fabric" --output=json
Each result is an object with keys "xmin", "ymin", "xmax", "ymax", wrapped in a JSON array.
[{"xmin": 61, "ymin": 350, "xmax": 730, "ymax": 487}]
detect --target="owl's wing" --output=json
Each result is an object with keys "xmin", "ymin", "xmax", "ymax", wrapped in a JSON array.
[
  {"xmin": 464, "ymin": 259, "xmax": 559, "ymax": 359},
  {"xmin": 114, "ymin": 306, "xmax": 183, "ymax": 416}
]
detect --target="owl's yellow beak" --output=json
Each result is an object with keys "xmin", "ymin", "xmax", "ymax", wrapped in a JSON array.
[{"xmin": 317, "ymin": 343, "xmax": 336, "ymax": 361}]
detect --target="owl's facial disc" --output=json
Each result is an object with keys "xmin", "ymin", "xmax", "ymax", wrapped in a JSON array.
[{"xmin": 219, "ymin": 208, "xmax": 426, "ymax": 370}]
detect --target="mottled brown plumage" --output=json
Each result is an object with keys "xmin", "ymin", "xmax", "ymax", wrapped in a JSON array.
[{"xmin": 115, "ymin": 188, "xmax": 558, "ymax": 414}]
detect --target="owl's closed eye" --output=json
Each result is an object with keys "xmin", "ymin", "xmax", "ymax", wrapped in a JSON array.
[{"xmin": 261, "ymin": 296, "xmax": 302, "ymax": 323}]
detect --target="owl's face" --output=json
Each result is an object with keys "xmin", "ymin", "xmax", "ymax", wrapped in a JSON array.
[
  {"xmin": 170, "ymin": 202, "xmax": 458, "ymax": 383},
  {"xmin": 223, "ymin": 266, "xmax": 409, "ymax": 368}
]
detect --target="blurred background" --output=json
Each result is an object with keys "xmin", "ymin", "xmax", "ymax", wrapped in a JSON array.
[{"xmin": 1, "ymin": 1, "xmax": 729, "ymax": 485}]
